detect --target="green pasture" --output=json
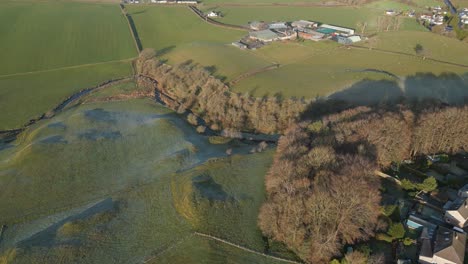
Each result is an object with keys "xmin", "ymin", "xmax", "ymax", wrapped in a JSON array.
[
  {"xmin": 0, "ymin": 61, "xmax": 132, "ymax": 130},
  {"xmin": 126, "ymin": 5, "xmax": 277, "ymax": 80},
  {"xmin": 0, "ymin": 1, "xmax": 136, "ymax": 75},
  {"xmin": 232, "ymin": 45, "xmax": 468, "ymax": 98},
  {"xmin": 126, "ymin": 5, "xmax": 244, "ymax": 50},
  {"xmin": 159, "ymin": 44, "xmax": 272, "ymax": 82},
  {"xmin": 358, "ymin": 31, "xmax": 468, "ymax": 66}
]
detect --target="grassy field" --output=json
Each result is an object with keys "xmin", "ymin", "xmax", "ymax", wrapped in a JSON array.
[
  {"xmin": 0, "ymin": 61, "xmax": 133, "ymax": 130},
  {"xmin": 0, "ymin": 1, "xmax": 136, "ymax": 75},
  {"xmin": 0, "ymin": 96, "xmax": 294, "ymax": 263},
  {"xmin": 126, "ymin": 5, "xmax": 275, "ymax": 81},
  {"xmin": 358, "ymin": 31, "xmax": 468, "ymax": 66},
  {"xmin": 232, "ymin": 43, "xmax": 468, "ymax": 98},
  {"xmin": 0, "ymin": 1, "xmax": 138, "ymax": 130}
]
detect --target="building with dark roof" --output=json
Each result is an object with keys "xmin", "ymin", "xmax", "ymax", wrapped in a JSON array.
[
  {"xmin": 419, "ymin": 226, "xmax": 466, "ymax": 264},
  {"xmin": 433, "ymin": 227, "xmax": 466, "ymax": 264},
  {"xmin": 444, "ymin": 197, "xmax": 468, "ymax": 228}
]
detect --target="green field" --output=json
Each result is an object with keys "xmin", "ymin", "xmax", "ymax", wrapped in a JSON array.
[
  {"xmin": 0, "ymin": 96, "xmax": 295, "ymax": 263},
  {"xmin": 232, "ymin": 43, "xmax": 468, "ymax": 98},
  {"xmin": 126, "ymin": 5, "xmax": 274, "ymax": 81},
  {"xmin": 0, "ymin": 1, "xmax": 138, "ymax": 130},
  {"xmin": 358, "ymin": 31, "xmax": 468, "ymax": 66},
  {"xmin": 0, "ymin": 2, "xmax": 136, "ymax": 75},
  {"xmin": 0, "ymin": 61, "xmax": 133, "ymax": 130}
]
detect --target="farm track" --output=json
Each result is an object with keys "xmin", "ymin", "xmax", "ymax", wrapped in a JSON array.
[
  {"xmin": 229, "ymin": 64, "xmax": 280, "ymax": 86},
  {"xmin": 188, "ymin": 5, "xmax": 249, "ymax": 31},
  {"xmin": 0, "ymin": 58, "xmax": 136, "ymax": 79}
]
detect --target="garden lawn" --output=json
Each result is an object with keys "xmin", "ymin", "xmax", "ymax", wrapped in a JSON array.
[{"xmin": 0, "ymin": 1, "xmax": 136, "ymax": 75}]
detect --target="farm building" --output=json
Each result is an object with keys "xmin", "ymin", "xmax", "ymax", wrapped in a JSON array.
[
  {"xmin": 319, "ymin": 24, "xmax": 355, "ymax": 36},
  {"xmin": 292, "ymin": 20, "xmax": 318, "ymax": 29},
  {"xmin": 249, "ymin": 21, "xmax": 268, "ymax": 31},
  {"xmin": 207, "ymin": 11, "xmax": 220, "ymax": 17},
  {"xmin": 249, "ymin": 30, "xmax": 279, "ymax": 42},
  {"xmin": 386, "ymin": 10, "xmax": 397, "ymax": 15},
  {"xmin": 269, "ymin": 22, "xmax": 289, "ymax": 30},
  {"xmin": 334, "ymin": 35, "xmax": 361, "ymax": 44},
  {"xmin": 298, "ymin": 30, "xmax": 325, "ymax": 41},
  {"xmin": 232, "ymin": 41, "xmax": 247, "ymax": 49}
]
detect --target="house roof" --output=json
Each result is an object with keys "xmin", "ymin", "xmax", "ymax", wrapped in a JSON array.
[
  {"xmin": 447, "ymin": 198, "xmax": 468, "ymax": 221},
  {"xmin": 433, "ymin": 226, "xmax": 466, "ymax": 264}
]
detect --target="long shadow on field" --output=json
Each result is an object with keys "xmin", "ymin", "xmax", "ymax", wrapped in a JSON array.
[
  {"xmin": 301, "ymin": 72, "xmax": 468, "ymax": 120},
  {"xmin": 17, "ymin": 198, "xmax": 115, "ymax": 249},
  {"xmin": 156, "ymin": 46, "xmax": 176, "ymax": 57}
]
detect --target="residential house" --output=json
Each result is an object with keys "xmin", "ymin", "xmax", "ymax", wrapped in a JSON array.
[
  {"xmin": 419, "ymin": 226, "xmax": 466, "ymax": 264},
  {"xmin": 207, "ymin": 11, "xmax": 219, "ymax": 17},
  {"xmin": 458, "ymin": 184, "xmax": 468, "ymax": 198},
  {"xmin": 444, "ymin": 198, "xmax": 468, "ymax": 228}
]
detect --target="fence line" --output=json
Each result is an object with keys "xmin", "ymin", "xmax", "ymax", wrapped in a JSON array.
[
  {"xmin": 120, "ymin": 4, "xmax": 142, "ymax": 53},
  {"xmin": 194, "ymin": 232, "xmax": 303, "ymax": 264}
]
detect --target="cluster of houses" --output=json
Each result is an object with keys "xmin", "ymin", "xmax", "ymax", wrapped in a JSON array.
[
  {"xmin": 400, "ymin": 155, "xmax": 468, "ymax": 264},
  {"xmin": 232, "ymin": 20, "xmax": 361, "ymax": 50},
  {"xmin": 419, "ymin": 6, "xmax": 448, "ymax": 26},
  {"xmin": 460, "ymin": 8, "xmax": 468, "ymax": 25}
]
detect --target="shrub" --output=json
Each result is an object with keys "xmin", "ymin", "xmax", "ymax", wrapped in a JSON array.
[
  {"xmin": 387, "ymin": 222, "xmax": 405, "ymax": 240},
  {"xmin": 375, "ymin": 233, "xmax": 393, "ymax": 243},
  {"xmin": 382, "ymin": 205, "xmax": 397, "ymax": 217},
  {"xmin": 196, "ymin": 125, "xmax": 206, "ymax": 134},
  {"xmin": 403, "ymin": 237, "xmax": 413, "ymax": 246},
  {"xmin": 401, "ymin": 179, "xmax": 415, "ymax": 191},
  {"xmin": 416, "ymin": 176, "xmax": 437, "ymax": 193}
]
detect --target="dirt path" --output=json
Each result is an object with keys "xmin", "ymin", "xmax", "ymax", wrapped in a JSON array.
[
  {"xmin": 194, "ymin": 232, "xmax": 303, "ymax": 264},
  {"xmin": 0, "ymin": 58, "xmax": 136, "ymax": 79},
  {"xmin": 188, "ymin": 6, "xmax": 249, "ymax": 31}
]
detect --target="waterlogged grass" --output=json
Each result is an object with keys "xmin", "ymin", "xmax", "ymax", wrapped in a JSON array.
[
  {"xmin": 172, "ymin": 150, "xmax": 274, "ymax": 252},
  {"xmin": 0, "ymin": 61, "xmax": 133, "ymax": 130},
  {"xmin": 0, "ymin": 1, "xmax": 136, "ymax": 75},
  {"xmin": 0, "ymin": 97, "xmax": 293, "ymax": 263}
]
